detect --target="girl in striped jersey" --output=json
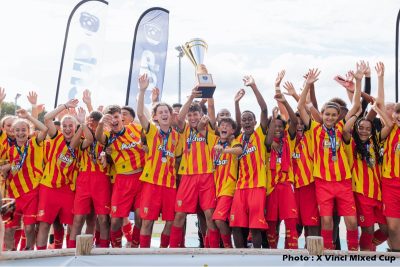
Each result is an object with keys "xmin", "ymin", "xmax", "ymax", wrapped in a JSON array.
[
  {"xmin": 137, "ymin": 74, "xmax": 182, "ymax": 248},
  {"xmin": 265, "ymin": 91, "xmax": 299, "ymax": 249},
  {"xmin": 36, "ymin": 100, "xmax": 92, "ymax": 250},
  {"xmin": 1, "ymin": 109, "xmax": 47, "ymax": 250},
  {"xmin": 298, "ymin": 68, "xmax": 358, "ymax": 250},
  {"xmin": 379, "ymin": 102, "xmax": 400, "ymax": 252}
]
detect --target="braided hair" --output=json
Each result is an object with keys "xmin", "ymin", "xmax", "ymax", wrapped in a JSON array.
[{"xmin": 352, "ymin": 117, "xmax": 382, "ymax": 164}]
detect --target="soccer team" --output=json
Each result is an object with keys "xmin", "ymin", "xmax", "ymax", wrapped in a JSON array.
[{"xmin": 1, "ymin": 61, "xmax": 400, "ymax": 252}]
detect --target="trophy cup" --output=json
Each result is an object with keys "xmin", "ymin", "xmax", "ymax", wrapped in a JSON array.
[{"xmin": 181, "ymin": 38, "xmax": 216, "ymax": 98}]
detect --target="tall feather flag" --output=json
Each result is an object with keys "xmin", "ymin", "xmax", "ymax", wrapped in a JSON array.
[
  {"xmin": 125, "ymin": 7, "xmax": 169, "ymax": 107},
  {"xmin": 54, "ymin": 0, "xmax": 108, "ymax": 108}
]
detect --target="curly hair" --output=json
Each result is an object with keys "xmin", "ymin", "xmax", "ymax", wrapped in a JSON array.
[{"xmin": 352, "ymin": 117, "xmax": 382, "ymax": 165}]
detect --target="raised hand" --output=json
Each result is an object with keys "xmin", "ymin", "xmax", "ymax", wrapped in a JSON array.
[
  {"xmin": 274, "ymin": 93, "xmax": 287, "ymax": 103},
  {"xmin": 272, "ymin": 107, "xmax": 279, "ymax": 119},
  {"xmin": 190, "ymin": 86, "xmax": 202, "ymax": 99},
  {"xmin": 350, "ymin": 61, "xmax": 367, "ymax": 80},
  {"xmin": 151, "ymin": 87, "xmax": 160, "ymax": 103},
  {"xmin": 305, "ymin": 68, "xmax": 321, "ymax": 85},
  {"xmin": 283, "ymin": 81, "xmax": 297, "ymax": 96},
  {"xmin": 275, "ymin": 70, "xmax": 286, "ymax": 87},
  {"xmin": 27, "ymin": 91, "xmax": 38, "ymax": 105},
  {"xmin": 375, "ymin": 62, "xmax": 384, "ymax": 77},
  {"xmin": 0, "ymin": 87, "xmax": 5, "ymax": 104},
  {"xmin": 16, "ymin": 109, "xmax": 29, "ymax": 119},
  {"xmin": 82, "ymin": 89, "xmax": 92, "ymax": 106},
  {"xmin": 100, "ymin": 114, "xmax": 113, "ymax": 128},
  {"xmin": 65, "ymin": 99, "xmax": 79, "ymax": 109},
  {"xmin": 97, "ymin": 105, "xmax": 104, "ymax": 112},
  {"xmin": 364, "ymin": 61, "xmax": 371, "ymax": 77},
  {"xmin": 242, "ymin": 75, "xmax": 255, "ymax": 87},
  {"xmin": 200, "ymin": 115, "xmax": 210, "ymax": 125},
  {"xmin": 138, "ymin": 73, "xmax": 149, "ymax": 92},
  {"xmin": 76, "ymin": 107, "xmax": 86, "ymax": 124},
  {"xmin": 214, "ymin": 144, "xmax": 224, "ymax": 154},
  {"xmin": 234, "ymin": 88, "xmax": 245, "ymax": 102}
]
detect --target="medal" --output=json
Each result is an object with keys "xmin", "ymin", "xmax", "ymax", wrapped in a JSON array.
[
  {"xmin": 161, "ymin": 157, "xmax": 167, "ymax": 163},
  {"xmin": 367, "ymin": 157, "xmax": 375, "ymax": 168},
  {"xmin": 332, "ymin": 155, "xmax": 337, "ymax": 161}
]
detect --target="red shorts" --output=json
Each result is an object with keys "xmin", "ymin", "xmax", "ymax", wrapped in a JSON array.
[
  {"xmin": 140, "ymin": 182, "xmax": 176, "ymax": 221},
  {"xmin": 315, "ymin": 178, "xmax": 356, "ymax": 217},
  {"xmin": 381, "ymin": 177, "xmax": 400, "ymax": 218},
  {"xmin": 37, "ymin": 184, "xmax": 74, "ymax": 225},
  {"xmin": 212, "ymin": 196, "xmax": 233, "ymax": 221},
  {"xmin": 295, "ymin": 183, "xmax": 320, "ymax": 226},
  {"xmin": 73, "ymin": 171, "xmax": 111, "ymax": 215},
  {"xmin": 111, "ymin": 172, "xmax": 142, "ymax": 218},
  {"xmin": 175, "ymin": 174, "xmax": 216, "ymax": 213},
  {"xmin": 5, "ymin": 188, "xmax": 38, "ymax": 228},
  {"xmin": 229, "ymin": 187, "xmax": 268, "ymax": 229},
  {"xmin": 354, "ymin": 193, "xmax": 386, "ymax": 227},
  {"xmin": 266, "ymin": 182, "xmax": 298, "ymax": 221}
]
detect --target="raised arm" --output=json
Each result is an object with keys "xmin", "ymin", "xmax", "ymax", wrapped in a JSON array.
[
  {"xmin": 27, "ymin": 91, "xmax": 38, "ymax": 119},
  {"xmin": 297, "ymin": 69, "xmax": 320, "ymax": 128},
  {"xmin": 266, "ymin": 107, "xmax": 279, "ymax": 149},
  {"xmin": 0, "ymin": 87, "xmax": 5, "ymax": 115},
  {"xmin": 372, "ymin": 103, "xmax": 393, "ymax": 141},
  {"xmin": 366, "ymin": 62, "xmax": 385, "ymax": 121},
  {"xmin": 74, "ymin": 107, "xmax": 93, "ymax": 149},
  {"xmin": 16, "ymin": 109, "xmax": 48, "ymax": 142},
  {"xmin": 234, "ymin": 88, "xmax": 245, "ymax": 132},
  {"xmin": 275, "ymin": 70, "xmax": 289, "ymax": 121},
  {"xmin": 343, "ymin": 107, "xmax": 362, "ymax": 144},
  {"xmin": 345, "ymin": 61, "xmax": 365, "ymax": 121},
  {"xmin": 283, "ymin": 81, "xmax": 300, "ymax": 102},
  {"xmin": 206, "ymin": 98, "xmax": 216, "ymax": 129},
  {"xmin": 82, "ymin": 89, "xmax": 94, "ymax": 113},
  {"xmin": 275, "ymin": 93, "xmax": 297, "ymax": 138},
  {"xmin": 137, "ymin": 73, "xmax": 151, "ymax": 131},
  {"xmin": 243, "ymin": 75, "xmax": 268, "ymax": 130},
  {"xmin": 95, "ymin": 114, "xmax": 112, "ymax": 145},
  {"xmin": 177, "ymin": 87, "xmax": 202, "ymax": 131},
  {"xmin": 361, "ymin": 62, "xmax": 371, "ymax": 113},
  {"xmin": 44, "ymin": 99, "xmax": 79, "ymax": 138}
]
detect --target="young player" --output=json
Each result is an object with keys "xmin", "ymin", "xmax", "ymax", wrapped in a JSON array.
[{"xmin": 1, "ymin": 109, "xmax": 47, "ymax": 250}]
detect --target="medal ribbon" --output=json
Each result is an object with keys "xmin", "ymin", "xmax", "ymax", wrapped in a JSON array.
[
  {"xmin": 323, "ymin": 125, "xmax": 337, "ymax": 159},
  {"xmin": 15, "ymin": 140, "xmax": 29, "ymax": 170},
  {"xmin": 160, "ymin": 127, "xmax": 171, "ymax": 160},
  {"xmin": 239, "ymin": 134, "xmax": 250, "ymax": 159},
  {"xmin": 187, "ymin": 127, "xmax": 197, "ymax": 151},
  {"xmin": 213, "ymin": 140, "xmax": 229, "ymax": 166},
  {"xmin": 107, "ymin": 128, "xmax": 125, "ymax": 147}
]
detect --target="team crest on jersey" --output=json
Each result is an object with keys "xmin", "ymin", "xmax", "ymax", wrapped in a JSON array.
[
  {"xmin": 177, "ymin": 200, "xmax": 182, "ymax": 207},
  {"xmin": 121, "ymin": 142, "xmax": 139, "ymax": 150},
  {"xmin": 359, "ymin": 215, "xmax": 365, "ymax": 222},
  {"xmin": 37, "ymin": 210, "xmax": 45, "ymax": 217},
  {"xmin": 143, "ymin": 207, "xmax": 148, "ymax": 214}
]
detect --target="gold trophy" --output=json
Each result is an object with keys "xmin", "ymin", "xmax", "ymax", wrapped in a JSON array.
[{"xmin": 181, "ymin": 38, "xmax": 216, "ymax": 98}]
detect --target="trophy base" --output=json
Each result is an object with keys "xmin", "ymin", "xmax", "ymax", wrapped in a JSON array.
[{"xmin": 198, "ymin": 85, "xmax": 216, "ymax": 98}]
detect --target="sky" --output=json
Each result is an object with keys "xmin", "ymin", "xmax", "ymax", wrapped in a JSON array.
[{"xmin": 0, "ymin": 0, "xmax": 399, "ymax": 117}]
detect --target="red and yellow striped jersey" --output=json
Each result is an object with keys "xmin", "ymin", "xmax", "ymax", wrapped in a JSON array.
[
  {"xmin": 40, "ymin": 131, "xmax": 78, "ymax": 189},
  {"xmin": 105, "ymin": 123, "xmax": 145, "ymax": 174},
  {"xmin": 310, "ymin": 120, "xmax": 351, "ymax": 181},
  {"xmin": 212, "ymin": 139, "xmax": 240, "ymax": 197},
  {"xmin": 382, "ymin": 125, "xmax": 400, "ymax": 179},
  {"xmin": 78, "ymin": 139, "xmax": 108, "ymax": 173},
  {"xmin": 235, "ymin": 125, "xmax": 268, "ymax": 189},
  {"xmin": 140, "ymin": 123, "xmax": 182, "ymax": 188},
  {"xmin": 6, "ymin": 137, "xmax": 43, "ymax": 198},
  {"xmin": 266, "ymin": 134, "xmax": 295, "ymax": 195},
  {"xmin": 0, "ymin": 130, "xmax": 11, "ymax": 160},
  {"xmin": 178, "ymin": 123, "xmax": 218, "ymax": 175},
  {"xmin": 292, "ymin": 131, "xmax": 314, "ymax": 188},
  {"xmin": 346, "ymin": 138, "xmax": 381, "ymax": 200}
]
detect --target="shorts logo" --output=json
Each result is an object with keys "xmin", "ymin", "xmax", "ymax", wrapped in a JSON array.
[
  {"xmin": 230, "ymin": 214, "xmax": 234, "ymax": 222},
  {"xmin": 177, "ymin": 200, "xmax": 182, "ymax": 207},
  {"xmin": 359, "ymin": 215, "xmax": 365, "ymax": 222},
  {"xmin": 311, "ymin": 216, "xmax": 318, "ymax": 222},
  {"xmin": 37, "ymin": 210, "xmax": 45, "ymax": 217},
  {"xmin": 111, "ymin": 206, "xmax": 117, "ymax": 213},
  {"xmin": 292, "ymin": 208, "xmax": 297, "ymax": 214},
  {"xmin": 144, "ymin": 207, "xmax": 148, "ymax": 214}
]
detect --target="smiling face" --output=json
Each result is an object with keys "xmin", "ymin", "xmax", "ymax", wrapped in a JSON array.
[
  {"xmin": 241, "ymin": 111, "xmax": 256, "ymax": 135},
  {"xmin": 2, "ymin": 117, "xmax": 15, "ymax": 138},
  {"xmin": 296, "ymin": 116, "xmax": 305, "ymax": 137},
  {"xmin": 217, "ymin": 109, "xmax": 231, "ymax": 123},
  {"xmin": 187, "ymin": 111, "xmax": 202, "ymax": 129},
  {"xmin": 322, "ymin": 107, "xmax": 339, "ymax": 128},
  {"xmin": 274, "ymin": 119, "xmax": 284, "ymax": 138},
  {"xmin": 110, "ymin": 112, "xmax": 123, "ymax": 133},
  {"xmin": 121, "ymin": 109, "xmax": 134, "ymax": 125},
  {"xmin": 356, "ymin": 119, "xmax": 372, "ymax": 142},
  {"xmin": 12, "ymin": 120, "xmax": 30, "ymax": 145},
  {"xmin": 218, "ymin": 120, "xmax": 235, "ymax": 141},
  {"xmin": 61, "ymin": 116, "xmax": 77, "ymax": 141},
  {"xmin": 393, "ymin": 104, "xmax": 400, "ymax": 127},
  {"xmin": 154, "ymin": 104, "xmax": 172, "ymax": 128}
]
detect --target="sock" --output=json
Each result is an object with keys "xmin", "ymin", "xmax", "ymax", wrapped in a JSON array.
[
  {"xmin": 180, "ymin": 229, "xmax": 186, "ymax": 248},
  {"xmin": 36, "ymin": 245, "xmax": 47, "ymax": 250},
  {"xmin": 54, "ymin": 228, "xmax": 65, "ymax": 249},
  {"xmin": 347, "ymin": 229, "xmax": 359, "ymax": 251},
  {"xmin": 220, "ymin": 233, "xmax": 233, "ymax": 248},
  {"xmin": 131, "ymin": 225, "xmax": 140, "ymax": 248},
  {"xmin": 267, "ymin": 221, "xmax": 278, "ymax": 249},
  {"xmin": 169, "ymin": 226, "xmax": 183, "ymax": 248},
  {"xmin": 321, "ymin": 229, "xmax": 334, "ymax": 250},
  {"xmin": 285, "ymin": 218, "xmax": 298, "ymax": 249},
  {"xmin": 67, "ymin": 239, "xmax": 76, "ymax": 248},
  {"xmin": 95, "ymin": 230, "xmax": 101, "ymax": 247},
  {"xmin": 19, "ymin": 230, "xmax": 26, "ymax": 250},
  {"xmin": 110, "ymin": 229, "xmax": 123, "ymax": 248},
  {"xmin": 14, "ymin": 229, "xmax": 22, "ymax": 250},
  {"xmin": 160, "ymin": 233, "xmax": 170, "ymax": 248},
  {"xmin": 99, "ymin": 239, "xmax": 109, "ymax": 248},
  {"xmin": 372, "ymin": 229, "xmax": 388, "ymax": 247},
  {"xmin": 203, "ymin": 234, "xmax": 210, "ymax": 248},
  {"xmin": 122, "ymin": 223, "xmax": 133, "ymax": 243},
  {"xmin": 359, "ymin": 232, "xmax": 373, "ymax": 251},
  {"xmin": 208, "ymin": 228, "xmax": 220, "ymax": 248},
  {"xmin": 140, "ymin": 235, "xmax": 151, "ymax": 248}
]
